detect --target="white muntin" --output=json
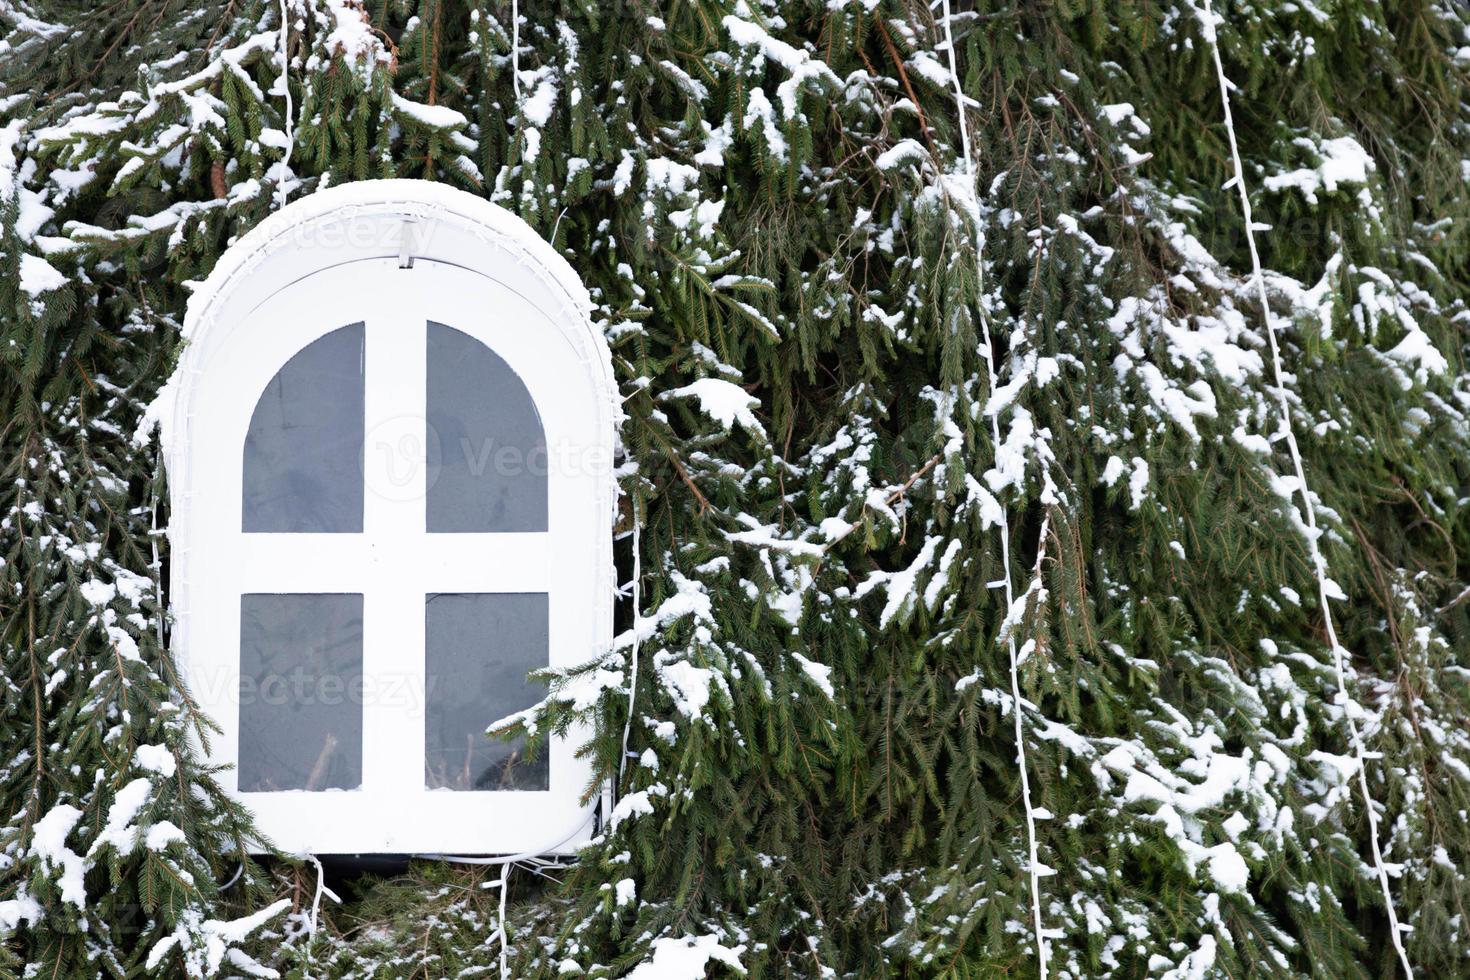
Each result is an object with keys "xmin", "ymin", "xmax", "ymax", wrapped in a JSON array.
[{"xmin": 156, "ymin": 180, "xmax": 615, "ymax": 856}]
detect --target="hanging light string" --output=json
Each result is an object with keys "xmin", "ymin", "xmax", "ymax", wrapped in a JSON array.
[
  {"xmin": 1197, "ymin": 1, "xmax": 1414, "ymax": 974},
  {"xmin": 415, "ymin": 808, "xmax": 598, "ymax": 976},
  {"xmin": 302, "ymin": 854, "xmax": 341, "ymax": 980},
  {"xmin": 274, "ymin": 0, "xmax": 294, "ymax": 210},
  {"xmin": 618, "ymin": 496, "xmax": 642, "ymax": 786},
  {"xmin": 149, "ymin": 448, "xmax": 165, "ymax": 647},
  {"xmin": 496, "ymin": 861, "xmax": 511, "ymax": 980},
  {"xmin": 511, "ymin": 0, "xmax": 521, "ymax": 102},
  {"xmin": 938, "ymin": 2, "xmax": 1049, "ymax": 975}
]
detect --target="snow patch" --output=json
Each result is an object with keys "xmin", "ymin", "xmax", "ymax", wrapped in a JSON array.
[
  {"xmin": 626, "ymin": 934, "xmax": 746, "ymax": 979},
  {"xmin": 31, "ymin": 804, "xmax": 88, "ymax": 909},
  {"xmin": 667, "ymin": 378, "xmax": 765, "ymax": 437},
  {"xmin": 790, "ymin": 652, "xmax": 834, "ymax": 698},
  {"xmin": 19, "ymin": 253, "xmax": 66, "ymax": 296},
  {"xmin": 135, "ymin": 743, "xmax": 177, "ymax": 778},
  {"xmin": 1262, "ymin": 136, "xmax": 1374, "ymax": 205}
]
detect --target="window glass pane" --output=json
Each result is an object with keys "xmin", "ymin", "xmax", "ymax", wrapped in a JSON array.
[
  {"xmin": 243, "ymin": 323, "xmax": 364, "ymax": 532},
  {"xmin": 239, "ymin": 593, "xmax": 363, "ymax": 792},
  {"xmin": 426, "ymin": 322, "xmax": 547, "ymax": 532},
  {"xmin": 425, "ymin": 593, "xmax": 548, "ymax": 790}
]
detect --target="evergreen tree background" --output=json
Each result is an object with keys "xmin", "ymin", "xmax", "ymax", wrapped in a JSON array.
[{"xmin": 2, "ymin": 0, "xmax": 1469, "ymax": 976}]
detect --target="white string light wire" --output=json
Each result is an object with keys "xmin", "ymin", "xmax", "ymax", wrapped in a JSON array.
[
  {"xmin": 497, "ymin": 861, "xmax": 511, "ymax": 980},
  {"xmin": 150, "ymin": 449, "xmax": 165, "ymax": 647},
  {"xmin": 302, "ymin": 854, "xmax": 340, "ymax": 980},
  {"xmin": 219, "ymin": 861, "xmax": 244, "ymax": 891},
  {"xmin": 618, "ymin": 505, "xmax": 642, "ymax": 785},
  {"xmin": 510, "ymin": 0, "xmax": 521, "ymax": 102},
  {"xmin": 274, "ymin": 0, "xmax": 294, "ymax": 211},
  {"xmin": 1197, "ymin": 1, "xmax": 1414, "ymax": 974},
  {"xmin": 938, "ymin": 1, "xmax": 1049, "ymax": 974},
  {"xmin": 413, "ymin": 798, "xmax": 599, "ymax": 978}
]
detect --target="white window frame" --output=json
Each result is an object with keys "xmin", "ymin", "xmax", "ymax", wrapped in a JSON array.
[{"xmin": 165, "ymin": 181, "xmax": 614, "ymax": 855}]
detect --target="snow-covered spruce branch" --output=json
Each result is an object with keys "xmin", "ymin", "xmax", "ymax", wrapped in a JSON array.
[
  {"xmin": 818, "ymin": 451, "xmax": 942, "ymax": 554},
  {"xmin": 1198, "ymin": 1, "xmax": 1415, "ymax": 974},
  {"xmin": 7, "ymin": 1, "xmax": 1469, "ymax": 975}
]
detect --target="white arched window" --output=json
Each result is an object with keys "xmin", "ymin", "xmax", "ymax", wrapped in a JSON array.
[{"xmin": 164, "ymin": 182, "xmax": 614, "ymax": 855}]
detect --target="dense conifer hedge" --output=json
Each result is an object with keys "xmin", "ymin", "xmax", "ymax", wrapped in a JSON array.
[{"xmin": 2, "ymin": 1, "xmax": 1468, "ymax": 976}]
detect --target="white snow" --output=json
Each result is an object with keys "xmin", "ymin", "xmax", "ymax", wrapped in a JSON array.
[
  {"xmin": 89, "ymin": 777, "xmax": 152, "ymax": 858},
  {"xmin": 818, "ymin": 516, "xmax": 852, "ymax": 541},
  {"xmin": 390, "ymin": 92, "xmax": 469, "ymax": 130},
  {"xmin": 742, "ymin": 87, "xmax": 786, "ymax": 161},
  {"xmin": 723, "ymin": 16, "xmax": 806, "ymax": 72},
  {"xmin": 693, "ymin": 119, "xmax": 732, "ymax": 168},
  {"xmin": 645, "ymin": 158, "xmax": 701, "ymax": 196},
  {"xmin": 1158, "ymin": 936, "xmax": 1218, "ymax": 980},
  {"xmin": 608, "ymin": 789, "xmax": 657, "ymax": 829},
  {"xmin": 612, "ymin": 151, "xmax": 636, "ymax": 196},
  {"xmin": 790, "ymin": 652, "xmax": 834, "ymax": 698},
  {"xmin": 145, "ymin": 899, "xmax": 293, "ymax": 976},
  {"xmin": 862, "ymin": 535, "xmax": 942, "ymax": 628},
  {"xmin": 1385, "ymin": 324, "xmax": 1448, "ymax": 382},
  {"xmin": 79, "ymin": 578, "xmax": 117, "ymax": 606},
  {"xmin": 1127, "ymin": 457, "xmax": 1150, "ymax": 510},
  {"xmin": 625, "ymin": 934, "xmax": 746, "ymax": 979},
  {"xmin": 1205, "ymin": 844, "xmax": 1249, "ymax": 892},
  {"xmin": 923, "ymin": 539, "xmax": 963, "ymax": 609},
  {"xmin": 516, "ymin": 65, "xmax": 560, "ymax": 127},
  {"xmin": 1102, "ymin": 734, "xmax": 1256, "ymax": 895},
  {"xmin": 0, "ymin": 893, "xmax": 43, "ymax": 930},
  {"xmin": 614, "ymin": 878, "xmax": 637, "ymax": 907},
  {"xmin": 1, "ymin": 118, "xmax": 25, "ymax": 196},
  {"xmin": 1100, "ymin": 102, "xmax": 1144, "ymax": 131},
  {"xmin": 31, "ymin": 803, "xmax": 88, "ymax": 909},
  {"xmin": 907, "ymin": 51, "xmax": 952, "ymax": 89},
  {"xmin": 320, "ymin": 0, "xmax": 391, "ymax": 77},
  {"xmin": 875, "ymin": 139, "xmax": 927, "ymax": 172},
  {"xmin": 667, "ymin": 378, "xmax": 765, "ymax": 436},
  {"xmin": 18, "ymin": 253, "xmax": 66, "ymax": 296},
  {"xmin": 659, "ymin": 661, "xmax": 717, "ymax": 718},
  {"xmin": 722, "ymin": 14, "xmax": 835, "ymax": 117},
  {"xmin": 145, "ymin": 821, "xmax": 186, "ymax": 851},
  {"xmin": 617, "ymin": 571, "xmax": 716, "ymax": 648},
  {"xmin": 1262, "ymin": 136, "xmax": 1374, "ymax": 204},
  {"xmin": 135, "ymin": 743, "xmax": 177, "ymax": 778}
]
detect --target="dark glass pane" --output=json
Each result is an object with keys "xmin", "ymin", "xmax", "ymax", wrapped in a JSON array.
[
  {"xmin": 425, "ymin": 593, "xmax": 548, "ymax": 790},
  {"xmin": 426, "ymin": 322, "xmax": 547, "ymax": 532},
  {"xmin": 239, "ymin": 594, "xmax": 363, "ymax": 792},
  {"xmin": 243, "ymin": 324, "xmax": 364, "ymax": 532}
]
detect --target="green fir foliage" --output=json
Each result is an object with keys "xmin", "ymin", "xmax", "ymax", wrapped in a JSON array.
[{"xmin": 1, "ymin": 0, "xmax": 1468, "ymax": 976}]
